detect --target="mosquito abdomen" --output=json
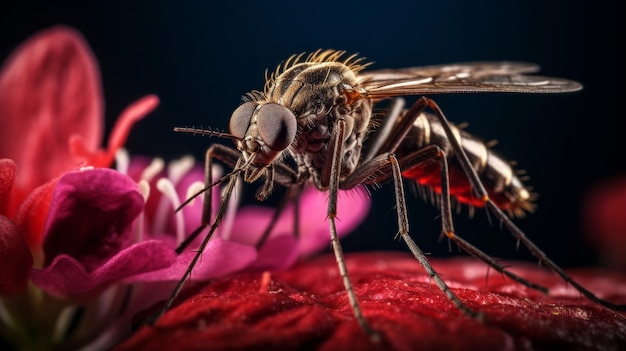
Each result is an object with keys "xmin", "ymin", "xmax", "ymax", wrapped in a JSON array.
[{"xmin": 399, "ymin": 112, "xmax": 535, "ymax": 217}]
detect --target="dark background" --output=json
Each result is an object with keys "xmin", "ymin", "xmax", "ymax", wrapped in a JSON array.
[{"xmin": 2, "ymin": 1, "xmax": 623, "ymax": 268}]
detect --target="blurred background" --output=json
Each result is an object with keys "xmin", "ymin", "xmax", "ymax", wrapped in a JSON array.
[{"xmin": 2, "ymin": 0, "xmax": 623, "ymax": 268}]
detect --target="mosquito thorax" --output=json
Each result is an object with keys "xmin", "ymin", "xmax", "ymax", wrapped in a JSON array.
[
  {"xmin": 229, "ymin": 101, "xmax": 297, "ymax": 166},
  {"xmin": 265, "ymin": 61, "xmax": 372, "ymax": 188}
]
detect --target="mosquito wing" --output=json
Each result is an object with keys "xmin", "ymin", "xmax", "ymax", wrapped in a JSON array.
[{"xmin": 357, "ymin": 62, "xmax": 582, "ymax": 98}]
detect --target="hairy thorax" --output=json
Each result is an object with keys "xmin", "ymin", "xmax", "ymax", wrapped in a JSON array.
[{"xmin": 266, "ymin": 61, "xmax": 372, "ymax": 189}]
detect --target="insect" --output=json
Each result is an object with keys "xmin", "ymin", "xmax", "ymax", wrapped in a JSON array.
[{"xmin": 148, "ymin": 50, "xmax": 625, "ymax": 340}]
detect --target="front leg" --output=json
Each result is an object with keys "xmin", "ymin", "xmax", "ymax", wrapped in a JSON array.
[
  {"xmin": 324, "ymin": 117, "xmax": 380, "ymax": 341},
  {"xmin": 142, "ymin": 145, "xmax": 243, "ymax": 327},
  {"xmin": 175, "ymin": 143, "xmax": 243, "ymax": 253}
]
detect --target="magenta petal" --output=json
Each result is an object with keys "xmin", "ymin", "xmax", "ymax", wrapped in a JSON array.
[
  {"xmin": 229, "ymin": 186, "xmax": 370, "ymax": 259},
  {"xmin": 126, "ymin": 237, "xmax": 257, "ymax": 282},
  {"xmin": 30, "ymin": 240, "xmax": 176, "ymax": 298},
  {"xmin": 42, "ymin": 168, "xmax": 144, "ymax": 272},
  {"xmin": 125, "ymin": 156, "xmax": 153, "ymax": 181},
  {"xmin": 229, "ymin": 206, "xmax": 277, "ymax": 246},
  {"xmin": 247, "ymin": 235, "xmax": 299, "ymax": 271},
  {"xmin": 298, "ymin": 186, "xmax": 371, "ymax": 257}
]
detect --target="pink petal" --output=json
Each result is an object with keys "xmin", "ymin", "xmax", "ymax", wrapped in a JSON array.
[
  {"xmin": 126, "ymin": 237, "xmax": 257, "ymax": 282},
  {"xmin": 246, "ymin": 235, "xmax": 299, "ymax": 271},
  {"xmin": 30, "ymin": 240, "xmax": 176, "ymax": 298},
  {"xmin": 125, "ymin": 156, "xmax": 153, "ymax": 181},
  {"xmin": 105, "ymin": 95, "xmax": 159, "ymax": 158},
  {"xmin": 42, "ymin": 169, "xmax": 144, "ymax": 272},
  {"xmin": 70, "ymin": 95, "xmax": 159, "ymax": 168},
  {"xmin": 297, "ymin": 186, "xmax": 371, "ymax": 257},
  {"xmin": 230, "ymin": 187, "xmax": 369, "ymax": 244},
  {"xmin": 229, "ymin": 186, "xmax": 370, "ymax": 260},
  {"xmin": 0, "ymin": 26, "xmax": 103, "ymax": 204},
  {"xmin": 0, "ymin": 215, "xmax": 33, "ymax": 295},
  {"xmin": 229, "ymin": 206, "xmax": 276, "ymax": 246}
]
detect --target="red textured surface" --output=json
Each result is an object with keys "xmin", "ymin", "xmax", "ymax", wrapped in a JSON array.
[{"xmin": 115, "ymin": 252, "xmax": 626, "ymax": 351}]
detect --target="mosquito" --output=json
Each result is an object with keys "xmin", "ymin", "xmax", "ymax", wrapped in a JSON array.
[{"xmin": 147, "ymin": 50, "xmax": 625, "ymax": 340}]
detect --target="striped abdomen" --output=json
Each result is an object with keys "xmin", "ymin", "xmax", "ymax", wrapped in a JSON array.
[{"xmin": 396, "ymin": 112, "xmax": 534, "ymax": 217}]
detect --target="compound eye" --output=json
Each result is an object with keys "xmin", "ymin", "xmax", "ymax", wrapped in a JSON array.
[
  {"xmin": 256, "ymin": 103, "xmax": 297, "ymax": 151},
  {"xmin": 229, "ymin": 101, "xmax": 259, "ymax": 139}
]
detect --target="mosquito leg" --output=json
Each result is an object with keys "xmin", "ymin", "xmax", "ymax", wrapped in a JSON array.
[
  {"xmin": 175, "ymin": 144, "xmax": 243, "ymax": 253},
  {"xmin": 175, "ymin": 141, "xmax": 301, "ymax": 253},
  {"xmin": 420, "ymin": 96, "xmax": 626, "ymax": 311},
  {"xmin": 141, "ymin": 150, "xmax": 244, "ymax": 327},
  {"xmin": 363, "ymin": 97, "xmax": 405, "ymax": 163},
  {"xmin": 324, "ymin": 118, "xmax": 380, "ymax": 341},
  {"xmin": 489, "ymin": 199, "xmax": 626, "ymax": 310},
  {"xmin": 354, "ymin": 93, "xmax": 552, "ymax": 300},
  {"xmin": 373, "ymin": 95, "xmax": 436, "ymax": 156},
  {"xmin": 447, "ymin": 232, "xmax": 549, "ymax": 293},
  {"xmin": 293, "ymin": 186, "xmax": 301, "ymax": 239},
  {"xmin": 255, "ymin": 185, "xmax": 302, "ymax": 247},
  {"xmin": 345, "ymin": 150, "xmax": 485, "ymax": 319},
  {"xmin": 388, "ymin": 152, "xmax": 484, "ymax": 319},
  {"xmin": 392, "ymin": 145, "xmax": 549, "ymax": 293}
]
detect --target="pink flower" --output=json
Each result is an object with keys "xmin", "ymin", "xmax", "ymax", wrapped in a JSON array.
[
  {"xmin": 0, "ymin": 25, "xmax": 371, "ymax": 350},
  {"xmin": 28, "ymin": 168, "xmax": 177, "ymax": 298},
  {"xmin": 48, "ymin": 153, "xmax": 367, "ymax": 350},
  {"xmin": 0, "ymin": 26, "xmax": 158, "ymax": 296},
  {"xmin": 0, "ymin": 26, "xmax": 163, "ymax": 349},
  {"xmin": 121, "ymin": 154, "xmax": 371, "ymax": 283}
]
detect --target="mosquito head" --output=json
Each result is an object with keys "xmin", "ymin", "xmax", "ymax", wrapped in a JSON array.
[{"xmin": 229, "ymin": 101, "xmax": 297, "ymax": 166}]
